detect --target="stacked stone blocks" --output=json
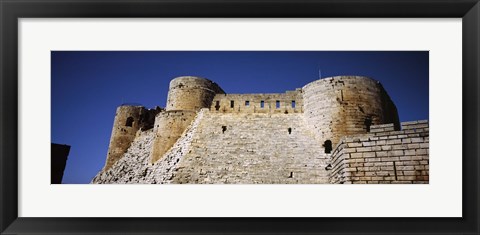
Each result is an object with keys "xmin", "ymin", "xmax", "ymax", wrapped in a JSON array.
[
  {"xmin": 95, "ymin": 75, "xmax": 428, "ymax": 184},
  {"xmin": 329, "ymin": 120, "xmax": 429, "ymax": 184}
]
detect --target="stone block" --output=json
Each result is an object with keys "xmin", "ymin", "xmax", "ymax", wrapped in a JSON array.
[
  {"xmin": 407, "ymin": 144, "xmax": 420, "ymax": 149},
  {"xmin": 357, "ymin": 147, "xmax": 373, "ymax": 152},
  {"xmin": 381, "ymin": 145, "xmax": 392, "ymax": 151},
  {"xmin": 411, "ymin": 137, "xmax": 424, "ymax": 143},
  {"xmin": 404, "ymin": 149, "xmax": 416, "ymax": 155},
  {"xmin": 363, "ymin": 152, "xmax": 376, "ymax": 158},
  {"xmin": 416, "ymin": 149, "xmax": 428, "ymax": 155},
  {"xmin": 376, "ymin": 140, "xmax": 386, "ymax": 145},
  {"xmin": 376, "ymin": 151, "xmax": 388, "ymax": 157},
  {"xmin": 350, "ymin": 152, "xmax": 363, "ymax": 158},
  {"xmin": 392, "ymin": 144, "xmax": 407, "ymax": 150},
  {"xmin": 391, "ymin": 150, "xmax": 404, "ymax": 156}
]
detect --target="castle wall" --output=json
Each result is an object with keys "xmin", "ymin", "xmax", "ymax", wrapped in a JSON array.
[
  {"xmin": 166, "ymin": 76, "xmax": 225, "ymax": 111},
  {"xmin": 171, "ymin": 110, "xmax": 329, "ymax": 184},
  {"xmin": 150, "ymin": 110, "xmax": 197, "ymax": 163},
  {"xmin": 209, "ymin": 90, "xmax": 303, "ymax": 114},
  {"xmin": 302, "ymin": 76, "xmax": 400, "ymax": 149},
  {"xmin": 329, "ymin": 120, "xmax": 429, "ymax": 184},
  {"xmin": 97, "ymin": 75, "xmax": 428, "ymax": 185}
]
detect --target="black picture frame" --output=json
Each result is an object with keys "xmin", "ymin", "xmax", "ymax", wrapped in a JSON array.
[{"xmin": 1, "ymin": 0, "xmax": 478, "ymax": 234}]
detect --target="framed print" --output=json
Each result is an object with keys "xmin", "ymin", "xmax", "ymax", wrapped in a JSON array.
[{"xmin": 1, "ymin": 0, "xmax": 479, "ymax": 234}]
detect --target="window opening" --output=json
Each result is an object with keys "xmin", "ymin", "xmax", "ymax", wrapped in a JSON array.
[
  {"xmin": 260, "ymin": 100, "xmax": 264, "ymax": 108},
  {"xmin": 230, "ymin": 100, "xmax": 234, "ymax": 108},
  {"xmin": 276, "ymin": 100, "xmax": 280, "ymax": 109},
  {"xmin": 125, "ymin": 117, "xmax": 134, "ymax": 127},
  {"xmin": 292, "ymin": 100, "xmax": 296, "ymax": 108},
  {"xmin": 323, "ymin": 140, "xmax": 332, "ymax": 154},
  {"xmin": 393, "ymin": 161, "xmax": 398, "ymax": 180},
  {"xmin": 215, "ymin": 101, "xmax": 220, "ymax": 111},
  {"xmin": 364, "ymin": 117, "xmax": 373, "ymax": 132},
  {"xmin": 222, "ymin": 126, "xmax": 227, "ymax": 133},
  {"xmin": 245, "ymin": 100, "xmax": 250, "ymax": 107},
  {"xmin": 288, "ymin": 128, "xmax": 292, "ymax": 134}
]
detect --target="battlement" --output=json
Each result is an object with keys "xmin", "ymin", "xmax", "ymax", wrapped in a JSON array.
[{"xmin": 210, "ymin": 90, "xmax": 303, "ymax": 114}]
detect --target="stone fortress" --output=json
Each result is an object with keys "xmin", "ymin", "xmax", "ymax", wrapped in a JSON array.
[{"xmin": 92, "ymin": 75, "xmax": 429, "ymax": 184}]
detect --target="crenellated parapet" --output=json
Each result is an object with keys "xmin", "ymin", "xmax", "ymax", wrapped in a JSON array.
[{"xmin": 209, "ymin": 89, "xmax": 303, "ymax": 114}]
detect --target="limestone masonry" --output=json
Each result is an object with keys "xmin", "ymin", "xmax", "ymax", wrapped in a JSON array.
[{"xmin": 92, "ymin": 76, "xmax": 428, "ymax": 184}]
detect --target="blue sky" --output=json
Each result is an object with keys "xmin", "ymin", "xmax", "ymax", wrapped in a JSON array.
[{"xmin": 51, "ymin": 51, "xmax": 428, "ymax": 184}]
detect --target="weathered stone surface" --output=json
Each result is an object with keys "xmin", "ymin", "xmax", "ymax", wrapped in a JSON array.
[
  {"xmin": 149, "ymin": 110, "xmax": 196, "ymax": 163},
  {"xmin": 171, "ymin": 111, "xmax": 329, "ymax": 184},
  {"xmin": 103, "ymin": 105, "xmax": 160, "ymax": 170},
  {"xmin": 302, "ymin": 76, "xmax": 400, "ymax": 148},
  {"xmin": 329, "ymin": 121, "xmax": 429, "ymax": 184},
  {"xmin": 92, "ymin": 109, "xmax": 206, "ymax": 184},
  {"xmin": 92, "ymin": 76, "xmax": 428, "ymax": 184}
]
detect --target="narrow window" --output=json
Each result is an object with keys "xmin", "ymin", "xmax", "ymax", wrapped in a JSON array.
[
  {"xmin": 276, "ymin": 100, "xmax": 280, "ymax": 109},
  {"xmin": 323, "ymin": 140, "xmax": 332, "ymax": 154},
  {"xmin": 288, "ymin": 128, "xmax": 292, "ymax": 134},
  {"xmin": 364, "ymin": 117, "xmax": 372, "ymax": 132},
  {"xmin": 230, "ymin": 100, "xmax": 234, "ymax": 108},
  {"xmin": 222, "ymin": 126, "xmax": 227, "ymax": 133},
  {"xmin": 125, "ymin": 117, "xmax": 134, "ymax": 127},
  {"xmin": 291, "ymin": 100, "xmax": 296, "ymax": 108},
  {"xmin": 393, "ymin": 161, "xmax": 398, "ymax": 181},
  {"xmin": 260, "ymin": 100, "xmax": 264, "ymax": 108},
  {"xmin": 288, "ymin": 172, "xmax": 293, "ymax": 178},
  {"xmin": 245, "ymin": 100, "xmax": 250, "ymax": 107},
  {"xmin": 215, "ymin": 101, "xmax": 220, "ymax": 111}
]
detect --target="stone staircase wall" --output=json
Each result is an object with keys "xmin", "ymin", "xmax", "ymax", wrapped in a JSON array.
[
  {"xmin": 170, "ymin": 110, "xmax": 330, "ymax": 184},
  {"xmin": 92, "ymin": 108, "xmax": 349, "ymax": 184}
]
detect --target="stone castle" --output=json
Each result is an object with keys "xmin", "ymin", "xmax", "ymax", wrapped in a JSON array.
[{"xmin": 92, "ymin": 76, "xmax": 429, "ymax": 184}]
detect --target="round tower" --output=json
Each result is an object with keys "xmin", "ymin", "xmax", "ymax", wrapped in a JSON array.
[
  {"xmin": 104, "ymin": 105, "xmax": 144, "ymax": 170},
  {"xmin": 166, "ymin": 76, "xmax": 225, "ymax": 111},
  {"xmin": 149, "ymin": 110, "xmax": 197, "ymax": 163},
  {"xmin": 302, "ymin": 76, "xmax": 399, "ymax": 148},
  {"xmin": 149, "ymin": 76, "xmax": 225, "ymax": 164}
]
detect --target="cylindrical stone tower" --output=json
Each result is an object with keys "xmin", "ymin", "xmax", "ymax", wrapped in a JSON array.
[
  {"xmin": 104, "ymin": 105, "xmax": 145, "ymax": 170},
  {"xmin": 166, "ymin": 76, "xmax": 225, "ymax": 111},
  {"xmin": 303, "ymin": 76, "xmax": 399, "ymax": 148},
  {"xmin": 150, "ymin": 76, "xmax": 226, "ymax": 163},
  {"xmin": 149, "ymin": 110, "xmax": 197, "ymax": 163}
]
